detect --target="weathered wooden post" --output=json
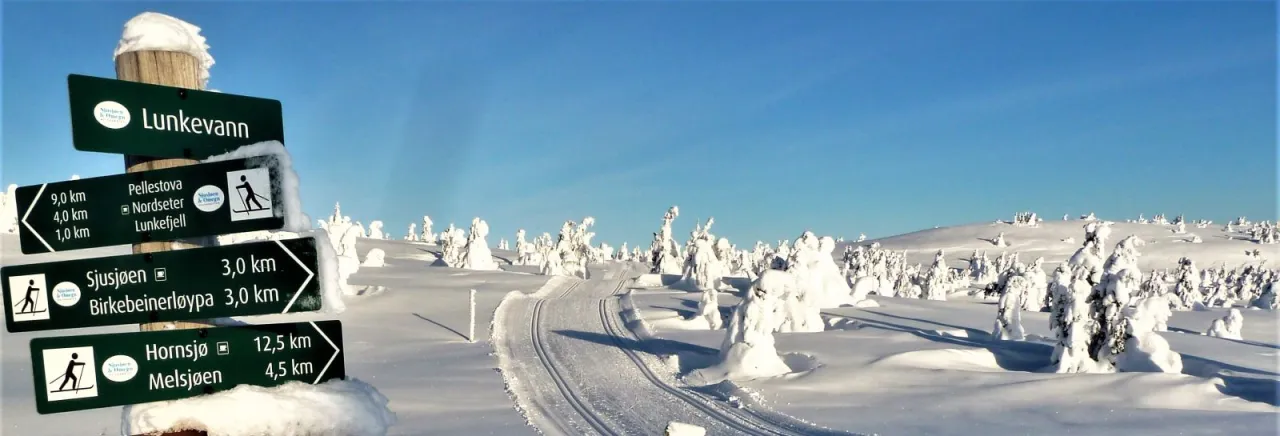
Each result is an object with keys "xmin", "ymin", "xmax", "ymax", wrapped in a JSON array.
[{"xmin": 116, "ymin": 45, "xmax": 214, "ymax": 436}]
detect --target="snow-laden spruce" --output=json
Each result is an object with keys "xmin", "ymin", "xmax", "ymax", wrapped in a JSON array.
[
  {"xmin": 366, "ymin": 221, "xmax": 385, "ymax": 239},
  {"xmin": 1088, "ymin": 235, "xmax": 1145, "ymax": 368},
  {"xmin": 649, "ymin": 206, "xmax": 683, "ymax": 275},
  {"xmin": 685, "ymin": 270, "xmax": 793, "ymax": 386},
  {"xmin": 460, "ymin": 217, "xmax": 500, "ymax": 271},
  {"xmin": 420, "ymin": 216, "xmax": 435, "ymax": 243}
]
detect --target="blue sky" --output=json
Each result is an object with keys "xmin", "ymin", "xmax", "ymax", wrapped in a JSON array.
[{"xmin": 3, "ymin": 1, "xmax": 1276, "ymax": 247}]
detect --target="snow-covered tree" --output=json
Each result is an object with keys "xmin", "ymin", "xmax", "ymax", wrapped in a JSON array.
[
  {"xmin": 1022, "ymin": 257, "xmax": 1049, "ymax": 311},
  {"xmin": 405, "ymin": 223, "xmax": 418, "ymax": 241},
  {"xmin": 919, "ymin": 250, "xmax": 953, "ymax": 301},
  {"xmin": 421, "ymin": 216, "xmax": 435, "ymax": 244},
  {"xmin": 460, "ymin": 218, "xmax": 499, "ymax": 271},
  {"xmin": 1052, "ymin": 266, "xmax": 1106, "ymax": 373},
  {"xmin": 367, "ymin": 221, "xmax": 385, "ymax": 239},
  {"xmin": 993, "ymin": 275, "xmax": 1029, "ymax": 340},
  {"xmin": 1087, "ymin": 235, "xmax": 1144, "ymax": 367},
  {"xmin": 438, "ymin": 223, "xmax": 466, "ymax": 267},
  {"xmin": 992, "ymin": 232, "xmax": 1008, "ymax": 247},
  {"xmin": 1115, "ymin": 304, "xmax": 1182, "ymax": 373},
  {"xmin": 1205, "ymin": 308, "xmax": 1244, "ymax": 340},
  {"xmin": 705, "ymin": 270, "xmax": 792, "ymax": 379},
  {"xmin": 649, "ymin": 206, "xmax": 683, "ymax": 274},
  {"xmin": 1171, "ymin": 257, "xmax": 1202, "ymax": 310}
]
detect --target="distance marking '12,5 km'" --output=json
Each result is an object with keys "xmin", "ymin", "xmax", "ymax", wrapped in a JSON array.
[{"xmin": 30, "ymin": 320, "xmax": 344, "ymax": 414}]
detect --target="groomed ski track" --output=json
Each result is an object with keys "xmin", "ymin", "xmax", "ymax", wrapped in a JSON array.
[{"xmin": 493, "ymin": 262, "xmax": 861, "ymax": 436}]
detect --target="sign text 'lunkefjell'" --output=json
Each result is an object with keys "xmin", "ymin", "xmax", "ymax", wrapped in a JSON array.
[{"xmin": 15, "ymin": 158, "xmax": 285, "ymax": 254}]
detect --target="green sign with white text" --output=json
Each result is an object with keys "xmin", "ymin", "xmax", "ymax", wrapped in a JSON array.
[
  {"xmin": 2, "ymin": 237, "xmax": 320, "ymax": 333},
  {"xmin": 68, "ymin": 74, "xmax": 284, "ymax": 158},
  {"xmin": 15, "ymin": 158, "xmax": 285, "ymax": 254},
  {"xmin": 30, "ymin": 320, "xmax": 344, "ymax": 414}
]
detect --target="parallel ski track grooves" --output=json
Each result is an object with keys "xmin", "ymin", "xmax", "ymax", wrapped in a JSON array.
[
  {"xmin": 530, "ymin": 280, "xmax": 617, "ymax": 436},
  {"xmin": 597, "ymin": 273, "xmax": 798, "ymax": 436}
]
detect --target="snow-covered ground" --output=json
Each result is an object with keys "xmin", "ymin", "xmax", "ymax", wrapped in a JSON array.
[
  {"xmin": 3, "ymin": 216, "xmax": 1277, "ymax": 435},
  {"xmin": 627, "ymin": 218, "xmax": 1279, "ymax": 436},
  {"xmin": 0, "ymin": 234, "xmax": 545, "ymax": 435}
]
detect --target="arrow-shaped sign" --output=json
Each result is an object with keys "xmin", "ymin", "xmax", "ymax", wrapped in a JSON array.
[
  {"xmin": 30, "ymin": 320, "xmax": 345, "ymax": 414},
  {"xmin": 14, "ymin": 157, "xmax": 285, "ymax": 254},
  {"xmin": 2, "ymin": 237, "xmax": 321, "ymax": 333}
]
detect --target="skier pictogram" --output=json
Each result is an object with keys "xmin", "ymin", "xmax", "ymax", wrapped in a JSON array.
[
  {"xmin": 225, "ymin": 168, "xmax": 274, "ymax": 222},
  {"xmin": 15, "ymin": 279, "xmax": 48, "ymax": 315},
  {"xmin": 232, "ymin": 174, "xmax": 269, "ymax": 214},
  {"xmin": 8, "ymin": 273, "xmax": 50, "ymax": 322},
  {"xmin": 48, "ymin": 353, "xmax": 93, "ymax": 394}
]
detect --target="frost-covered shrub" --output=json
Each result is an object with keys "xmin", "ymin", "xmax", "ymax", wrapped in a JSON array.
[
  {"xmin": 1205, "ymin": 308, "xmax": 1244, "ymax": 340},
  {"xmin": 992, "ymin": 232, "xmax": 1008, "ymax": 247}
]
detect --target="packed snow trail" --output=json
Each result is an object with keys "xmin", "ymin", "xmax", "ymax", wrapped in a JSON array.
[{"xmin": 494, "ymin": 262, "xmax": 862, "ymax": 436}]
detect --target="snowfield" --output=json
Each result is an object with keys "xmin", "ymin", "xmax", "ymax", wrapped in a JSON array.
[{"xmin": 2, "ymin": 214, "xmax": 1277, "ymax": 435}]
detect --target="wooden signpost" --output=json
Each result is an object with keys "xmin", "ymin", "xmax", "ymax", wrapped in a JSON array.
[{"xmin": 9, "ymin": 20, "xmax": 345, "ymax": 436}]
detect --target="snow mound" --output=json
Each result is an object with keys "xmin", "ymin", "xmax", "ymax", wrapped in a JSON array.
[
  {"xmin": 362, "ymin": 248, "xmax": 386, "ymax": 267},
  {"xmin": 114, "ymin": 12, "xmax": 215, "ymax": 88},
  {"xmin": 664, "ymin": 421, "xmax": 707, "ymax": 436},
  {"xmin": 874, "ymin": 348, "xmax": 1015, "ymax": 373},
  {"xmin": 122, "ymin": 378, "xmax": 395, "ymax": 436}
]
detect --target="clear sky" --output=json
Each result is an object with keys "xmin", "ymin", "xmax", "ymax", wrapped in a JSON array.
[{"xmin": 3, "ymin": 1, "xmax": 1276, "ymax": 247}]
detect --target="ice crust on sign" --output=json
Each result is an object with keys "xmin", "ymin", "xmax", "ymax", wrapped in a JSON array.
[
  {"xmin": 121, "ymin": 378, "xmax": 396, "ymax": 436},
  {"xmin": 114, "ymin": 12, "xmax": 215, "ymax": 88}
]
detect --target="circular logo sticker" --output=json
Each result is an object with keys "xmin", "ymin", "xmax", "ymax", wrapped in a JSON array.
[
  {"xmin": 51, "ymin": 281, "xmax": 81, "ymax": 307},
  {"xmin": 193, "ymin": 185, "xmax": 225, "ymax": 212},
  {"xmin": 93, "ymin": 101, "xmax": 131, "ymax": 129},
  {"xmin": 101, "ymin": 355, "xmax": 139, "ymax": 382}
]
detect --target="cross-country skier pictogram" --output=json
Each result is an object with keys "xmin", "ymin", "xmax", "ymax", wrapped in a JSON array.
[
  {"xmin": 48, "ymin": 353, "xmax": 93, "ymax": 394},
  {"xmin": 232, "ymin": 174, "xmax": 269, "ymax": 214},
  {"xmin": 15, "ymin": 279, "xmax": 46, "ymax": 315}
]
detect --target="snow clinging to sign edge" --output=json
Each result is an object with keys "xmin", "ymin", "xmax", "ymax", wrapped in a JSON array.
[
  {"xmin": 203, "ymin": 140, "xmax": 308, "ymax": 232},
  {"xmin": 113, "ymin": 12, "xmax": 216, "ymax": 88}
]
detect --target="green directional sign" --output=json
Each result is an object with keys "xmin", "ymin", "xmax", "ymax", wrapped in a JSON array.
[
  {"xmin": 68, "ymin": 74, "xmax": 285, "ymax": 159},
  {"xmin": 30, "ymin": 320, "xmax": 344, "ymax": 414},
  {"xmin": 15, "ymin": 158, "xmax": 285, "ymax": 254},
  {"xmin": 2, "ymin": 237, "xmax": 320, "ymax": 333}
]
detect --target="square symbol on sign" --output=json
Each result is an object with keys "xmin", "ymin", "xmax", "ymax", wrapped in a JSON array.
[
  {"xmin": 7, "ymin": 273, "xmax": 50, "ymax": 322},
  {"xmin": 225, "ymin": 168, "xmax": 274, "ymax": 222},
  {"xmin": 42, "ymin": 346, "xmax": 98, "ymax": 401},
  {"xmin": 120, "ymin": 205, "xmax": 129, "ymax": 215},
  {"xmin": 216, "ymin": 342, "xmax": 230, "ymax": 355},
  {"xmin": 154, "ymin": 268, "xmax": 167, "ymax": 282}
]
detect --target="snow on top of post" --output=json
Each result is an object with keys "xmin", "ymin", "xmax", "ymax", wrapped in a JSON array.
[{"xmin": 114, "ymin": 12, "xmax": 216, "ymax": 88}]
